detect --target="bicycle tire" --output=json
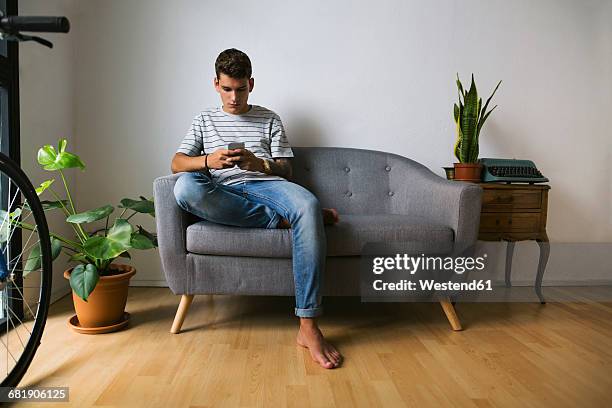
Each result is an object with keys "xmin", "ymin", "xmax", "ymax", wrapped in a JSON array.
[{"xmin": 0, "ymin": 152, "xmax": 52, "ymax": 387}]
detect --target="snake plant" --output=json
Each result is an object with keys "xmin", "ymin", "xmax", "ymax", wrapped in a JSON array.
[{"xmin": 453, "ymin": 73, "xmax": 502, "ymax": 163}]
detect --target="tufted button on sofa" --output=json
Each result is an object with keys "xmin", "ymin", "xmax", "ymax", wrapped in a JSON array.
[{"xmin": 154, "ymin": 147, "xmax": 483, "ymax": 333}]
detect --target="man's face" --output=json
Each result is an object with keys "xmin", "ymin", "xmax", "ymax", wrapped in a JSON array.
[{"xmin": 214, "ymin": 73, "xmax": 254, "ymax": 114}]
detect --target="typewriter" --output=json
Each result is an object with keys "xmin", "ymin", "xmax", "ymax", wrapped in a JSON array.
[{"xmin": 480, "ymin": 158, "xmax": 549, "ymax": 184}]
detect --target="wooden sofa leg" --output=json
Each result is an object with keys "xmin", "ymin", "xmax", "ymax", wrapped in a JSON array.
[
  {"xmin": 171, "ymin": 294, "xmax": 194, "ymax": 334},
  {"xmin": 440, "ymin": 299, "xmax": 463, "ymax": 331}
]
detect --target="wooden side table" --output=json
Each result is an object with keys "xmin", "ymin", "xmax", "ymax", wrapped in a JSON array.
[{"xmin": 477, "ymin": 183, "xmax": 551, "ymax": 303}]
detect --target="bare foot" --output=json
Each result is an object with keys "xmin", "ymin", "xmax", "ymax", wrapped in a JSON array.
[
  {"xmin": 322, "ymin": 208, "xmax": 339, "ymax": 225},
  {"xmin": 296, "ymin": 319, "xmax": 342, "ymax": 369},
  {"xmin": 277, "ymin": 218, "xmax": 291, "ymax": 229},
  {"xmin": 277, "ymin": 208, "xmax": 339, "ymax": 229}
]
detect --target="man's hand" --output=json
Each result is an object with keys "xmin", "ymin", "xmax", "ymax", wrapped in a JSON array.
[
  {"xmin": 207, "ymin": 149, "xmax": 246, "ymax": 170},
  {"xmin": 228, "ymin": 149, "xmax": 265, "ymax": 172}
]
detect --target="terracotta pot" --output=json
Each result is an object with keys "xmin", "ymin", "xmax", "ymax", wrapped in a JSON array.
[
  {"xmin": 63, "ymin": 263, "xmax": 136, "ymax": 328},
  {"xmin": 442, "ymin": 167, "xmax": 455, "ymax": 180},
  {"xmin": 453, "ymin": 163, "xmax": 483, "ymax": 182}
]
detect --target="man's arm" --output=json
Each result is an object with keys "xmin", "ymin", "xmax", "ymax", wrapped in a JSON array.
[
  {"xmin": 171, "ymin": 153, "xmax": 207, "ymax": 174},
  {"xmin": 229, "ymin": 149, "xmax": 293, "ymax": 179},
  {"xmin": 269, "ymin": 158, "xmax": 292, "ymax": 179},
  {"xmin": 171, "ymin": 150, "xmax": 241, "ymax": 174}
]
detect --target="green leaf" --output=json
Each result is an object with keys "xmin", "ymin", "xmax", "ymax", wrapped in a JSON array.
[
  {"xmin": 468, "ymin": 96, "xmax": 483, "ymax": 163},
  {"xmin": 51, "ymin": 237, "xmax": 62, "ymax": 259},
  {"xmin": 108, "ymin": 218, "xmax": 133, "ymax": 240},
  {"xmin": 58, "ymin": 139, "xmax": 67, "ymax": 154},
  {"xmin": 130, "ymin": 233, "xmax": 155, "ymax": 249},
  {"xmin": 0, "ymin": 207, "xmax": 22, "ymax": 221},
  {"xmin": 23, "ymin": 237, "xmax": 62, "ymax": 276},
  {"xmin": 0, "ymin": 211, "xmax": 10, "ymax": 243},
  {"xmin": 9, "ymin": 208, "xmax": 21, "ymax": 219},
  {"xmin": 83, "ymin": 218, "xmax": 132, "ymax": 260},
  {"xmin": 477, "ymin": 105, "xmax": 498, "ymax": 136},
  {"xmin": 136, "ymin": 225, "xmax": 158, "ymax": 246},
  {"xmin": 69, "ymin": 252, "xmax": 89, "ymax": 263},
  {"xmin": 37, "ymin": 140, "xmax": 85, "ymax": 171},
  {"xmin": 35, "ymin": 179, "xmax": 55, "ymax": 195},
  {"xmin": 23, "ymin": 245, "xmax": 41, "ymax": 275},
  {"xmin": 479, "ymin": 80, "xmax": 502, "ymax": 127},
  {"xmin": 67, "ymin": 205, "xmax": 114, "ymax": 224},
  {"xmin": 473, "ymin": 80, "xmax": 501, "ymax": 163},
  {"xmin": 456, "ymin": 73, "xmax": 464, "ymax": 101},
  {"xmin": 37, "ymin": 145, "xmax": 57, "ymax": 168},
  {"xmin": 69, "ymin": 263, "xmax": 99, "ymax": 301},
  {"xmin": 41, "ymin": 200, "xmax": 70, "ymax": 211},
  {"xmin": 0, "ymin": 209, "xmax": 21, "ymax": 243},
  {"xmin": 454, "ymin": 123, "xmax": 463, "ymax": 162},
  {"xmin": 24, "ymin": 199, "xmax": 69, "ymax": 212},
  {"xmin": 119, "ymin": 198, "xmax": 155, "ymax": 215},
  {"xmin": 459, "ymin": 74, "xmax": 479, "ymax": 163}
]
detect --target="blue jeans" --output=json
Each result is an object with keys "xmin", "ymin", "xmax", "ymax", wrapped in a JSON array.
[{"xmin": 173, "ymin": 171, "xmax": 326, "ymax": 318}]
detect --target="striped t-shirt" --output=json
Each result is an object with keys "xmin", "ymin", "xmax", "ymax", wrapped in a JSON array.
[{"xmin": 176, "ymin": 105, "xmax": 294, "ymax": 185}]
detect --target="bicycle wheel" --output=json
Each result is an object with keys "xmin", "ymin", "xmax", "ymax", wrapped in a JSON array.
[{"xmin": 0, "ymin": 152, "xmax": 52, "ymax": 387}]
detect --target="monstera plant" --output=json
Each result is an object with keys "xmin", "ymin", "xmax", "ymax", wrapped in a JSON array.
[
  {"xmin": 12, "ymin": 139, "xmax": 157, "ymax": 307},
  {"xmin": 453, "ymin": 73, "xmax": 502, "ymax": 181}
]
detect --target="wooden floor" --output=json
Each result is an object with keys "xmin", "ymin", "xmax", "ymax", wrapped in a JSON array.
[{"xmin": 10, "ymin": 287, "xmax": 612, "ymax": 407}]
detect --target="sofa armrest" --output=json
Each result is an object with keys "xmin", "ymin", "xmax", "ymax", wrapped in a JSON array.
[
  {"xmin": 393, "ymin": 164, "xmax": 483, "ymax": 255},
  {"xmin": 153, "ymin": 173, "xmax": 193, "ymax": 293}
]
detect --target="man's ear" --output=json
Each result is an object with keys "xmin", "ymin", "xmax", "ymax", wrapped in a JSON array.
[
  {"xmin": 213, "ymin": 77, "xmax": 220, "ymax": 92},
  {"xmin": 249, "ymin": 77, "xmax": 255, "ymax": 93}
]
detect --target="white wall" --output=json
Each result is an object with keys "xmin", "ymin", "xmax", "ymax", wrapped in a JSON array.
[
  {"xmin": 20, "ymin": 0, "xmax": 612, "ymax": 288},
  {"xmin": 19, "ymin": 0, "xmax": 77, "ymax": 302}
]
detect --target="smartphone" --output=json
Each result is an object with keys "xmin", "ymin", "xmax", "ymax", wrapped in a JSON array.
[
  {"xmin": 227, "ymin": 142, "xmax": 244, "ymax": 167},
  {"xmin": 228, "ymin": 142, "xmax": 245, "ymax": 150}
]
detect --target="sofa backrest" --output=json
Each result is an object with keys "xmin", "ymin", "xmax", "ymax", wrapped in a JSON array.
[{"xmin": 290, "ymin": 147, "xmax": 432, "ymax": 214}]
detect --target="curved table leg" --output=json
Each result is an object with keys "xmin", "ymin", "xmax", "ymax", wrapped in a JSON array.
[
  {"xmin": 535, "ymin": 233, "xmax": 550, "ymax": 304},
  {"xmin": 505, "ymin": 241, "xmax": 516, "ymax": 288}
]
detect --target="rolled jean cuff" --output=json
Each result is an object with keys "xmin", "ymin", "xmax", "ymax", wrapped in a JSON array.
[{"xmin": 295, "ymin": 306, "xmax": 323, "ymax": 318}]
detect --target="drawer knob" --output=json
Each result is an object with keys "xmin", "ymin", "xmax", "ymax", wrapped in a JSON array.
[
  {"xmin": 495, "ymin": 219, "xmax": 500, "ymax": 226},
  {"xmin": 508, "ymin": 217, "xmax": 513, "ymax": 225}
]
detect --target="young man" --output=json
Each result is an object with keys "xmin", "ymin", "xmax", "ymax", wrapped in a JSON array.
[{"xmin": 171, "ymin": 48, "xmax": 342, "ymax": 369}]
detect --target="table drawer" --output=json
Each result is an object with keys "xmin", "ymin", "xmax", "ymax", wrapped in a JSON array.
[
  {"xmin": 482, "ymin": 189, "xmax": 542, "ymax": 210},
  {"xmin": 479, "ymin": 213, "xmax": 541, "ymax": 232}
]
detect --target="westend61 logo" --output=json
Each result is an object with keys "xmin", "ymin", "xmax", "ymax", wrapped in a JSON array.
[{"xmin": 372, "ymin": 253, "xmax": 487, "ymax": 275}]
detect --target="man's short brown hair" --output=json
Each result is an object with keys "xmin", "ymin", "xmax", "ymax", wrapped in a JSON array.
[{"xmin": 215, "ymin": 48, "xmax": 252, "ymax": 79}]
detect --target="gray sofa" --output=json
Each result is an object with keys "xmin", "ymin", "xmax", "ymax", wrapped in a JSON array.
[{"xmin": 154, "ymin": 147, "xmax": 483, "ymax": 333}]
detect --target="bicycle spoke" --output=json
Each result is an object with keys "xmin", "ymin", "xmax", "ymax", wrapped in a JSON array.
[
  {"xmin": 0, "ymin": 336, "xmax": 18, "ymax": 365},
  {"xmin": 1, "ymin": 186, "xmax": 25, "ymax": 253},
  {"xmin": 8, "ymin": 281, "xmax": 38, "ymax": 323},
  {"xmin": 0, "ymin": 185, "xmax": 19, "ymax": 236},
  {"xmin": 5, "ymin": 296, "xmax": 40, "ymax": 304},
  {"xmin": 9, "ymin": 225, "xmax": 38, "ymax": 277},
  {"xmin": 2, "ymin": 210, "xmax": 35, "ymax": 257},
  {"xmin": 7, "ymin": 237, "xmax": 40, "ymax": 266},
  {"xmin": 5, "ymin": 308, "xmax": 27, "ymax": 349},
  {"xmin": 3, "ymin": 268, "xmax": 43, "ymax": 274}
]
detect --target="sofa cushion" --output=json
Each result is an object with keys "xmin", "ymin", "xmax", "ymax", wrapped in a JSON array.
[{"xmin": 186, "ymin": 214, "xmax": 454, "ymax": 258}]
